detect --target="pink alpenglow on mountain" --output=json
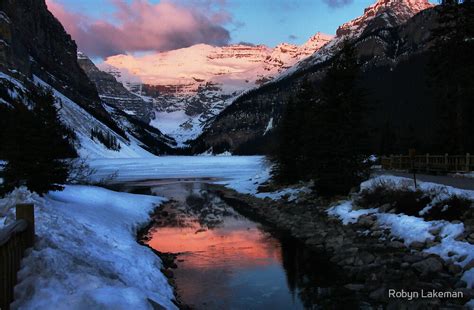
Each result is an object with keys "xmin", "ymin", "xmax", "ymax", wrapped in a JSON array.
[
  {"xmin": 337, "ymin": 0, "xmax": 433, "ymax": 37},
  {"xmin": 102, "ymin": 33, "xmax": 333, "ymax": 93}
]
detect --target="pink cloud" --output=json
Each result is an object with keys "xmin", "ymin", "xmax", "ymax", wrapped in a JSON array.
[{"xmin": 46, "ymin": 0, "xmax": 231, "ymax": 58}]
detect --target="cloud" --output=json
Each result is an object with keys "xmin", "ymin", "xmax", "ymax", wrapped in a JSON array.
[
  {"xmin": 322, "ymin": 0, "xmax": 353, "ymax": 8},
  {"xmin": 288, "ymin": 34, "xmax": 298, "ymax": 41},
  {"xmin": 46, "ymin": 0, "xmax": 232, "ymax": 58}
]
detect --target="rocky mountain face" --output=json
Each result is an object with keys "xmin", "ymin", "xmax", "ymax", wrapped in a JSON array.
[
  {"xmin": 191, "ymin": 0, "xmax": 440, "ymax": 154},
  {"xmin": 0, "ymin": 0, "xmax": 174, "ymax": 157},
  {"xmin": 100, "ymin": 33, "xmax": 333, "ymax": 145},
  {"xmin": 0, "ymin": 0, "xmax": 125, "ymax": 135},
  {"xmin": 77, "ymin": 53, "xmax": 153, "ymax": 123},
  {"xmin": 336, "ymin": 0, "xmax": 433, "ymax": 37}
]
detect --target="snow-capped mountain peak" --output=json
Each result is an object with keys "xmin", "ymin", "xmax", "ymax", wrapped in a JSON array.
[{"xmin": 336, "ymin": 0, "xmax": 433, "ymax": 37}]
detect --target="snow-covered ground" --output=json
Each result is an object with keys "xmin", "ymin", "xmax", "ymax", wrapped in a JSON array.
[
  {"xmin": 327, "ymin": 175, "xmax": 474, "ymax": 305},
  {"xmin": 1, "ymin": 186, "xmax": 176, "ymax": 310}
]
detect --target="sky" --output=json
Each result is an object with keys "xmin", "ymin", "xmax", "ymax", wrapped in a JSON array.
[{"xmin": 45, "ymin": 0, "xmax": 395, "ymax": 59}]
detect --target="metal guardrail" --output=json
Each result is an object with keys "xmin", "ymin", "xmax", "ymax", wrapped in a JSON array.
[
  {"xmin": 0, "ymin": 204, "xmax": 35, "ymax": 310},
  {"xmin": 381, "ymin": 154, "xmax": 473, "ymax": 173}
]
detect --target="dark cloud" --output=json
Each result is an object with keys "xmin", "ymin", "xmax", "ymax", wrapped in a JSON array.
[
  {"xmin": 322, "ymin": 0, "xmax": 354, "ymax": 8},
  {"xmin": 288, "ymin": 34, "xmax": 298, "ymax": 41}
]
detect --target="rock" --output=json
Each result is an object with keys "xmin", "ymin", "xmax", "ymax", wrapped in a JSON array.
[
  {"xmin": 340, "ymin": 256, "xmax": 355, "ymax": 266},
  {"xmin": 403, "ymin": 254, "xmax": 423, "ymax": 264},
  {"xmin": 345, "ymin": 283, "xmax": 365, "ymax": 291},
  {"xmin": 429, "ymin": 227, "xmax": 441, "ymax": 236},
  {"xmin": 410, "ymin": 241, "xmax": 425, "ymax": 250},
  {"xmin": 357, "ymin": 215, "xmax": 375, "ymax": 228},
  {"xmin": 359, "ymin": 251, "xmax": 375, "ymax": 264},
  {"xmin": 447, "ymin": 264, "xmax": 462, "ymax": 275},
  {"xmin": 369, "ymin": 287, "xmax": 386, "ymax": 301},
  {"xmin": 379, "ymin": 203, "xmax": 392, "ymax": 213},
  {"xmin": 425, "ymin": 240, "xmax": 440, "ymax": 248},
  {"xmin": 412, "ymin": 257, "xmax": 443, "ymax": 275},
  {"xmin": 447, "ymin": 251, "xmax": 457, "ymax": 257},
  {"xmin": 388, "ymin": 241, "xmax": 405, "ymax": 249},
  {"xmin": 454, "ymin": 280, "xmax": 467, "ymax": 288},
  {"xmin": 326, "ymin": 235, "xmax": 344, "ymax": 248},
  {"xmin": 457, "ymin": 254, "xmax": 468, "ymax": 262},
  {"xmin": 463, "ymin": 259, "xmax": 474, "ymax": 272},
  {"xmin": 457, "ymin": 288, "xmax": 474, "ymax": 299},
  {"xmin": 372, "ymin": 230, "xmax": 383, "ymax": 238}
]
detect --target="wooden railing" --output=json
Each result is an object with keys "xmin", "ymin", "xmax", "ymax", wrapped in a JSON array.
[
  {"xmin": 381, "ymin": 153, "xmax": 473, "ymax": 173},
  {"xmin": 0, "ymin": 204, "xmax": 35, "ymax": 310}
]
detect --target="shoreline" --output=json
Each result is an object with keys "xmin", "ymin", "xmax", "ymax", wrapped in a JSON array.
[
  {"xmin": 136, "ymin": 202, "xmax": 193, "ymax": 310},
  {"xmin": 209, "ymin": 184, "xmax": 473, "ymax": 308}
]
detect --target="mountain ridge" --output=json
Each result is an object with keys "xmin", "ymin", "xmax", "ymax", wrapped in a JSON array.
[
  {"xmin": 97, "ymin": 32, "xmax": 333, "ymax": 144},
  {"xmin": 191, "ymin": 0, "xmax": 441, "ymax": 155}
]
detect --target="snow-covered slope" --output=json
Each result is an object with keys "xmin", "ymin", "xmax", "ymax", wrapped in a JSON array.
[
  {"xmin": 100, "ymin": 33, "xmax": 333, "ymax": 145},
  {"xmin": 0, "ymin": 71, "xmax": 155, "ymax": 158},
  {"xmin": 34, "ymin": 77, "xmax": 155, "ymax": 158}
]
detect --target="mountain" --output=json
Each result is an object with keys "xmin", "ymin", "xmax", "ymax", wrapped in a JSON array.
[
  {"xmin": 0, "ymin": 0, "xmax": 173, "ymax": 158},
  {"xmin": 191, "ymin": 0, "xmax": 443, "ymax": 155},
  {"xmin": 100, "ymin": 33, "xmax": 333, "ymax": 145},
  {"xmin": 77, "ymin": 52, "xmax": 153, "ymax": 123}
]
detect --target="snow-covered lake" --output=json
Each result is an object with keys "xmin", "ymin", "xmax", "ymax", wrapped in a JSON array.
[{"xmin": 88, "ymin": 156, "xmax": 271, "ymax": 195}]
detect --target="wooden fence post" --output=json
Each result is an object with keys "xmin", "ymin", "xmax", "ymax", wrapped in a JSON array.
[
  {"xmin": 445, "ymin": 153, "xmax": 449, "ymax": 172},
  {"xmin": 426, "ymin": 153, "xmax": 430, "ymax": 172},
  {"xmin": 15, "ymin": 204, "xmax": 34, "ymax": 248},
  {"xmin": 467, "ymin": 153, "xmax": 471, "ymax": 172}
]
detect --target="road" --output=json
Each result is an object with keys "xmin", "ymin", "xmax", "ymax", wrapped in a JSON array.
[{"xmin": 373, "ymin": 170, "xmax": 474, "ymax": 191}]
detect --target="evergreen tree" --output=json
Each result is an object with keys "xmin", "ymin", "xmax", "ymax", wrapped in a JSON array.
[
  {"xmin": 274, "ymin": 43, "xmax": 370, "ymax": 196},
  {"xmin": 1, "ymin": 86, "xmax": 76, "ymax": 195},
  {"xmin": 274, "ymin": 79, "xmax": 316, "ymax": 183},
  {"xmin": 309, "ymin": 42, "xmax": 370, "ymax": 196},
  {"xmin": 274, "ymin": 98, "xmax": 302, "ymax": 183},
  {"xmin": 430, "ymin": 3, "xmax": 474, "ymax": 153}
]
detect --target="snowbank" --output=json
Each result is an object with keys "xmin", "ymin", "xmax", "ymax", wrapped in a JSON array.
[
  {"xmin": 0, "ymin": 187, "xmax": 42, "ymax": 228},
  {"xmin": 12, "ymin": 185, "xmax": 176, "ymax": 310},
  {"xmin": 327, "ymin": 201, "xmax": 377, "ymax": 225},
  {"xmin": 327, "ymin": 175, "xmax": 474, "ymax": 301},
  {"xmin": 361, "ymin": 175, "xmax": 474, "ymax": 200}
]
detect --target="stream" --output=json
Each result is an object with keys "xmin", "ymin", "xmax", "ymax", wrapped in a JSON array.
[{"xmin": 116, "ymin": 180, "xmax": 358, "ymax": 309}]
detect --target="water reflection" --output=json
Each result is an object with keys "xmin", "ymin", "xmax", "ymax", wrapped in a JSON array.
[{"xmin": 119, "ymin": 181, "xmax": 359, "ymax": 309}]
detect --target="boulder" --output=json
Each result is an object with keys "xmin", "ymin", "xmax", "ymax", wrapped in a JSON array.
[{"xmin": 412, "ymin": 257, "xmax": 443, "ymax": 275}]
